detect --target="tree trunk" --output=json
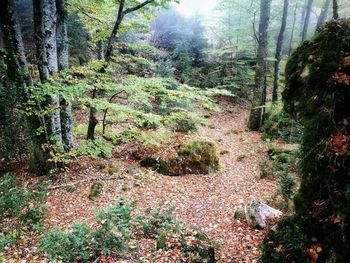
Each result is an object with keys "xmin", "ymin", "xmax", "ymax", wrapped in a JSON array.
[
  {"xmin": 288, "ymin": 2, "xmax": 298, "ymax": 55},
  {"xmin": 56, "ymin": 0, "xmax": 74, "ymax": 151},
  {"xmin": 105, "ymin": 0, "xmax": 125, "ymax": 62},
  {"xmin": 1, "ymin": 0, "xmax": 52, "ymax": 174},
  {"xmin": 272, "ymin": 0, "xmax": 289, "ymax": 102},
  {"xmin": 87, "ymin": 89, "xmax": 98, "ymax": 140},
  {"xmin": 332, "ymin": 0, "xmax": 339, "ymax": 19},
  {"xmin": 248, "ymin": 0, "xmax": 272, "ymax": 131},
  {"xmin": 301, "ymin": 0, "xmax": 313, "ymax": 41},
  {"xmin": 316, "ymin": 0, "xmax": 330, "ymax": 29},
  {"xmin": 33, "ymin": 0, "xmax": 63, "ymax": 147}
]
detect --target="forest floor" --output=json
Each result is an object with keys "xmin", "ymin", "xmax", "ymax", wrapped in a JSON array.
[{"xmin": 9, "ymin": 98, "xmax": 278, "ymax": 262}]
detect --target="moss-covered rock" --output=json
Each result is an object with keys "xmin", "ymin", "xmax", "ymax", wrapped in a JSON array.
[
  {"xmin": 141, "ymin": 141, "xmax": 219, "ymax": 176},
  {"xmin": 178, "ymin": 141, "xmax": 219, "ymax": 174},
  {"xmin": 261, "ymin": 19, "xmax": 350, "ymax": 262},
  {"xmin": 88, "ymin": 182, "xmax": 103, "ymax": 201}
]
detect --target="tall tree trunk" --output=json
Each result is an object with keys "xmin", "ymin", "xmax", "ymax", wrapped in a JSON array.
[
  {"xmin": 288, "ymin": 2, "xmax": 298, "ymax": 55},
  {"xmin": 56, "ymin": 0, "xmax": 74, "ymax": 151},
  {"xmin": 316, "ymin": 0, "xmax": 330, "ymax": 29},
  {"xmin": 272, "ymin": 0, "xmax": 289, "ymax": 102},
  {"xmin": 1, "ymin": 0, "xmax": 52, "ymax": 174},
  {"xmin": 104, "ymin": 0, "xmax": 125, "ymax": 62},
  {"xmin": 332, "ymin": 0, "xmax": 339, "ymax": 19},
  {"xmin": 301, "ymin": 0, "xmax": 313, "ymax": 41},
  {"xmin": 248, "ymin": 0, "xmax": 272, "ymax": 131},
  {"xmin": 87, "ymin": 89, "xmax": 98, "ymax": 140},
  {"xmin": 33, "ymin": 0, "xmax": 63, "ymax": 147}
]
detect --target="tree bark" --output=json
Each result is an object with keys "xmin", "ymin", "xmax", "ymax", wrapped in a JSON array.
[
  {"xmin": 1, "ymin": 0, "xmax": 52, "ymax": 174},
  {"xmin": 104, "ymin": 0, "xmax": 125, "ymax": 62},
  {"xmin": 56, "ymin": 0, "xmax": 74, "ymax": 151},
  {"xmin": 288, "ymin": 2, "xmax": 298, "ymax": 55},
  {"xmin": 33, "ymin": 0, "xmax": 63, "ymax": 147},
  {"xmin": 332, "ymin": 0, "xmax": 339, "ymax": 19},
  {"xmin": 248, "ymin": 0, "xmax": 272, "ymax": 131},
  {"xmin": 272, "ymin": 0, "xmax": 289, "ymax": 102},
  {"xmin": 301, "ymin": 0, "xmax": 313, "ymax": 41},
  {"xmin": 316, "ymin": 0, "xmax": 330, "ymax": 29},
  {"xmin": 87, "ymin": 89, "xmax": 98, "ymax": 140}
]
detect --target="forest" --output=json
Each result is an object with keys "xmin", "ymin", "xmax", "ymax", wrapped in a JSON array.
[{"xmin": 0, "ymin": 0, "xmax": 349, "ymax": 262}]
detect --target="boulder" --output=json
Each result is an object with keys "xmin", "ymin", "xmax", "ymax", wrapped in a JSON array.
[{"xmin": 245, "ymin": 199, "xmax": 282, "ymax": 229}]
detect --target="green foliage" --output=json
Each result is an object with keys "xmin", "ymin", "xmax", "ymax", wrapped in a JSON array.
[
  {"xmin": 74, "ymin": 138, "xmax": 112, "ymax": 159},
  {"xmin": 167, "ymin": 111, "xmax": 202, "ymax": 133},
  {"xmin": 40, "ymin": 198, "xmax": 215, "ymax": 262},
  {"xmin": 39, "ymin": 224, "xmax": 92, "ymax": 262},
  {"xmin": 0, "ymin": 234, "xmax": 10, "ymax": 253},
  {"xmin": 0, "ymin": 174, "xmax": 47, "ymax": 224},
  {"xmin": 39, "ymin": 199, "xmax": 135, "ymax": 261},
  {"xmin": 278, "ymin": 173, "xmax": 296, "ymax": 202},
  {"xmin": 262, "ymin": 104, "xmax": 303, "ymax": 143},
  {"xmin": 0, "ymin": 174, "xmax": 47, "ymax": 254},
  {"xmin": 261, "ymin": 217, "xmax": 310, "ymax": 263},
  {"xmin": 262, "ymin": 20, "xmax": 350, "ymax": 262}
]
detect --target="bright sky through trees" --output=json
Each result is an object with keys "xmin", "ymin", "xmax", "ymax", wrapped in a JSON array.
[{"xmin": 175, "ymin": 0, "xmax": 219, "ymax": 17}]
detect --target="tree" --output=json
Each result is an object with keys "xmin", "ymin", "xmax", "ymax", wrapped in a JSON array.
[
  {"xmin": 1, "ymin": 0, "xmax": 52, "ymax": 174},
  {"xmin": 332, "ymin": 0, "xmax": 339, "ymax": 19},
  {"xmin": 33, "ymin": 0, "xmax": 63, "ymax": 148},
  {"xmin": 104, "ymin": 0, "xmax": 175, "ymax": 62},
  {"xmin": 248, "ymin": 0, "xmax": 272, "ymax": 131},
  {"xmin": 272, "ymin": 0, "xmax": 289, "ymax": 102},
  {"xmin": 56, "ymin": 0, "xmax": 74, "ymax": 151},
  {"xmin": 301, "ymin": 0, "xmax": 313, "ymax": 41},
  {"xmin": 316, "ymin": 0, "xmax": 330, "ymax": 29}
]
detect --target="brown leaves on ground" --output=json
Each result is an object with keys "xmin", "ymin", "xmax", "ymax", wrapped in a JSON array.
[{"xmin": 4, "ymin": 98, "xmax": 277, "ymax": 262}]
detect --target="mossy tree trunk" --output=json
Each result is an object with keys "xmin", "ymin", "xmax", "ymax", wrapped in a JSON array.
[
  {"xmin": 261, "ymin": 19, "xmax": 350, "ymax": 262},
  {"xmin": 248, "ymin": 0, "xmax": 272, "ymax": 131},
  {"xmin": 0, "ymin": 0, "xmax": 52, "ymax": 174}
]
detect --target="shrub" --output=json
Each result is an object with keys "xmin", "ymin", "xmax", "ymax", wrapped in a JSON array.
[
  {"xmin": 39, "ymin": 199, "xmax": 135, "ymax": 261},
  {"xmin": 167, "ymin": 111, "xmax": 201, "ymax": 133},
  {"xmin": 0, "ymin": 174, "xmax": 47, "ymax": 226},
  {"xmin": 74, "ymin": 138, "xmax": 112, "ymax": 159},
  {"xmin": 262, "ymin": 105, "xmax": 303, "ymax": 143}
]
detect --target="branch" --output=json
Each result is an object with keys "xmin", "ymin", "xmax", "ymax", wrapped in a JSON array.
[
  {"xmin": 49, "ymin": 176, "xmax": 124, "ymax": 190},
  {"xmin": 123, "ymin": 0, "xmax": 155, "ymax": 15}
]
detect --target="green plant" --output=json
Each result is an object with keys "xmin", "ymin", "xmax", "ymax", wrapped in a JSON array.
[
  {"xmin": 74, "ymin": 138, "xmax": 112, "ymax": 159},
  {"xmin": 39, "ymin": 199, "xmax": 135, "ymax": 261},
  {"xmin": 0, "ymin": 234, "xmax": 10, "ymax": 253},
  {"xmin": 278, "ymin": 173, "xmax": 296, "ymax": 202},
  {"xmin": 0, "ymin": 174, "xmax": 47, "ymax": 226}
]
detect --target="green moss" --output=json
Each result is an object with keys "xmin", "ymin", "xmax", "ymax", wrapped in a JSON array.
[
  {"xmin": 262, "ymin": 19, "xmax": 350, "ymax": 262},
  {"xmin": 141, "ymin": 141, "xmax": 219, "ymax": 176},
  {"xmin": 88, "ymin": 182, "xmax": 103, "ymax": 201},
  {"xmin": 178, "ymin": 141, "xmax": 219, "ymax": 174}
]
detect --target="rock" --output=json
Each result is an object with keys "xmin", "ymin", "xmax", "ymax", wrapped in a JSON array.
[
  {"xmin": 245, "ymin": 199, "xmax": 282, "ymax": 229},
  {"xmin": 141, "ymin": 141, "xmax": 219, "ymax": 176},
  {"xmin": 88, "ymin": 182, "xmax": 103, "ymax": 201}
]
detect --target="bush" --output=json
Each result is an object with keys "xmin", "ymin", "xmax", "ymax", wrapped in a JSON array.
[
  {"xmin": 262, "ymin": 105, "xmax": 303, "ymax": 143},
  {"xmin": 39, "ymin": 199, "xmax": 216, "ymax": 262},
  {"xmin": 74, "ymin": 138, "xmax": 112, "ymax": 159},
  {"xmin": 39, "ymin": 199, "xmax": 135, "ymax": 261},
  {"xmin": 0, "ymin": 174, "xmax": 47, "ymax": 225},
  {"xmin": 167, "ymin": 112, "xmax": 200, "ymax": 133}
]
